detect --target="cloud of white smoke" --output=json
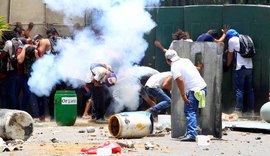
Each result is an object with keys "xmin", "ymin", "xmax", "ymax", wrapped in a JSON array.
[{"xmin": 28, "ymin": 0, "xmax": 160, "ymax": 111}]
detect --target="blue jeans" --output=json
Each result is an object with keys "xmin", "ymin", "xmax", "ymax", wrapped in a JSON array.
[
  {"xmin": 6, "ymin": 71, "xmax": 19, "ymax": 109},
  {"xmin": 30, "ymin": 93, "xmax": 48, "ymax": 118},
  {"xmin": 235, "ymin": 68, "xmax": 254, "ymax": 112},
  {"xmin": 18, "ymin": 75, "xmax": 31, "ymax": 111},
  {"xmin": 145, "ymin": 87, "xmax": 171, "ymax": 112},
  {"xmin": 185, "ymin": 87, "xmax": 207, "ymax": 139},
  {"xmin": 0, "ymin": 76, "xmax": 8, "ymax": 108}
]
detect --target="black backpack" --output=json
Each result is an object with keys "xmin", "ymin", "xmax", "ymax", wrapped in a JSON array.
[
  {"xmin": 10, "ymin": 38, "xmax": 23, "ymax": 70},
  {"xmin": 238, "ymin": 34, "xmax": 256, "ymax": 58},
  {"xmin": 23, "ymin": 46, "xmax": 36, "ymax": 77}
]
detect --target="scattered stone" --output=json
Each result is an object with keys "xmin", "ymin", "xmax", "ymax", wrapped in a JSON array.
[
  {"xmin": 144, "ymin": 141, "xmax": 154, "ymax": 150},
  {"xmin": 39, "ymin": 142, "xmax": 45, "ymax": 146},
  {"xmin": 6, "ymin": 139, "xmax": 24, "ymax": 145},
  {"xmin": 78, "ymin": 130, "xmax": 85, "ymax": 133},
  {"xmin": 0, "ymin": 137, "xmax": 23, "ymax": 152},
  {"xmin": 50, "ymin": 138, "xmax": 59, "ymax": 143},
  {"xmin": 86, "ymin": 126, "xmax": 95, "ymax": 133},
  {"xmin": 165, "ymin": 127, "xmax": 171, "ymax": 132},
  {"xmin": 147, "ymin": 133, "xmax": 165, "ymax": 137},
  {"xmin": 255, "ymin": 137, "xmax": 261, "ymax": 140},
  {"xmin": 117, "ymin": 140, "xmax": 135, "ymax": 148},
  {"xmin": 155, "ymin": 124, "xmax": 163, "ymax": 131}
]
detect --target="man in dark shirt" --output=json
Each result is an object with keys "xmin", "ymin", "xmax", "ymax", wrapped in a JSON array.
[{"xmin": 196, "ymin": 29, "xmax": 226, "ymax": 42}]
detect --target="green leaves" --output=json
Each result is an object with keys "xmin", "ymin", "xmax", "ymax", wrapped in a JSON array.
[{"xmin": 0, "ymin": 16, "xmax": 10, "ymax": 38}]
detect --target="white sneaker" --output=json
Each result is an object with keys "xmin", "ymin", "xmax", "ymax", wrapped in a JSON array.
[{"xmin": 233, "ymin": 111, "xmax": 243, "ymax": 118}]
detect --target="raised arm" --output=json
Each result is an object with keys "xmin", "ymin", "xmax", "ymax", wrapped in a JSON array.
[
  {"xmin": 17, "ymin": 46, "xmax": 26, "ymax": 64},
  {"xmin": 154, "ymin": 40, "xmax": 167, "ymax": 53},
  {"xmin": 214, "ymin": 25, "xmax": 230, "ymax": 43}
]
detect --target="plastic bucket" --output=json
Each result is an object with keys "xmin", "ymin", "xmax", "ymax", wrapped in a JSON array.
[
  {"xmin": 158, "ymin": 115, "xmax": 171, "ymax": 127},
  {"xmin": 196, "ymin": 135, "xmax": 211, "ymax": 146},
  {"xmin": 108, "ymin": 111, "xmax": 153, "ymax": 138},
  {"xmin": 54, "ymin": 90, "xmax": 77, "ymax": 126}
]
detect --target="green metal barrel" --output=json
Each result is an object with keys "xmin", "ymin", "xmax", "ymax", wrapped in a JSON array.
[{"xmin": 54, "ymin": 90, "xmax": 77, "ymax": 126}]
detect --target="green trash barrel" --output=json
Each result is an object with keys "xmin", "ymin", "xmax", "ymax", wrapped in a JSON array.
[{"xmin": 54, "ymin": 90, "xmax": 77, "ymax": 126}]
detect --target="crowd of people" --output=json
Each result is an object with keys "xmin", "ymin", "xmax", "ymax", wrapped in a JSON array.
[
  {"xmin": 0, "ymin": 22, "xmax": 63, "ymax": 122},
  {"xmin": 0, "ymin": 22, "xmax": 256, "ymax": 141}
]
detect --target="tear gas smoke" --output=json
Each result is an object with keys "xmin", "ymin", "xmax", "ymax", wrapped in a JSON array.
[{"xmin": 29, "ymin": 0, "xmax": 160, "ymax": 111}]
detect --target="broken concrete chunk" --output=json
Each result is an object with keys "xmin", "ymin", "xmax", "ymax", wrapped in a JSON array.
[
  {"xmin": 86, "ymin": 126, "xmax": 95, "ymax": 133},
  {"xmin": 144, "ymin": 141, "xmax": 154, "ymax": 150}
]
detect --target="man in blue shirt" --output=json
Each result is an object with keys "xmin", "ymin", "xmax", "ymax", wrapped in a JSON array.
[{"xmin": 196, "ymin": 29, "xmax": 226, "ymax": 42}]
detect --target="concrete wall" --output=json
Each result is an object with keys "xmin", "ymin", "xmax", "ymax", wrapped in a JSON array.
[
  {"xmin": 170, "ymin": 41, "xmax": 224, "ymax": 138},
  {"xmin": 0, "ymin": 0, "xmax": 86, "ymax": 38}
]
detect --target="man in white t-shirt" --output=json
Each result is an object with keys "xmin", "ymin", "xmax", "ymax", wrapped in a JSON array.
[
  {"xmin": 165, "ymin": 49, "xmax": 207, "ymax": 142},
  {"xmin": 145, "ymin": 71, "xmax": 172, "ymax": 115},
  {"xmin": 225, "ymin": 29, "xmax": 255, "ymax": 116}
]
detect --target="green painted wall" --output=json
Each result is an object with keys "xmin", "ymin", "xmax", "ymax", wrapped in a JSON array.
[
  {"xmin": 145, "ymin": 5, "xmax": 270, "ymax": 113},
  {"xmin": 145, "ymin": 7, "xmax": 184, "ymax": 72}
]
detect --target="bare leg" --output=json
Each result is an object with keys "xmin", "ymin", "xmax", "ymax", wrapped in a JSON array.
[{"xmin": 82, "ymin": 99, "xmax": 92, "ymax": 119}]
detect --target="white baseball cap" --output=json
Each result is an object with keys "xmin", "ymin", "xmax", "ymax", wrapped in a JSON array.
[{"xmin": 165, "ymin": 49, "xmax": 180, "ymax": 62}]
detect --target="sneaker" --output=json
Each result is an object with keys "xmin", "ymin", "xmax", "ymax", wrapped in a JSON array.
[
  {"xmin": 146, "ymin": 109, "xmax": 157, "ymax": 117},
  {"xmin": 177, "ymin": 135, "xmax": 187, "ymax": 140},
  {"xmin": 244, "ymin": 111, "xmax": 256, "ymax": 120},
  {"xmin": 179, "ymin": 136, "xmax": 195, "ymax": 142},
  {"xmin": 82, "ymin": 115, "xmax": 91, "ymax": 119},
  {"xmin": 95, "ymin": 118, "xmax": 108, "ymax": 124},
  {"xmin": 39, "ymin": 116, "xmax": 46, "ymax": 122},
  {"xmin": 233, "ymin": 111, "xmax": 242, "ymax": 118}
]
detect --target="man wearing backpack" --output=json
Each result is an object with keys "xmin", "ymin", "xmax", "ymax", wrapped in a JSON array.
[
  {"xmin": 225, "ymin": 29, "xmax": 255, "ymax": 117},
  {"xmin": 2, "ymin": 30, "xmax": 22, "ymax": 109}
]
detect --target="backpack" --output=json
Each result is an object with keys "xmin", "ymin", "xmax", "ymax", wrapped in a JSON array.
[
  {"xmin": 23, "ymin": 46, "xmax": 36, "ymax": 77},
  {"xmin": 10, "ymin": 38, "xmax": 23, "ymax": 70},
  {"xmin": 238, "ymin": 34, "xmax": 256, "ymax": 58}
]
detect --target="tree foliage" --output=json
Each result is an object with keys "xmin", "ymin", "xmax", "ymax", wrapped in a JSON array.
[{"xmin": 0, "ymin": 16, "xmax": 9, "ymax": 38}]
